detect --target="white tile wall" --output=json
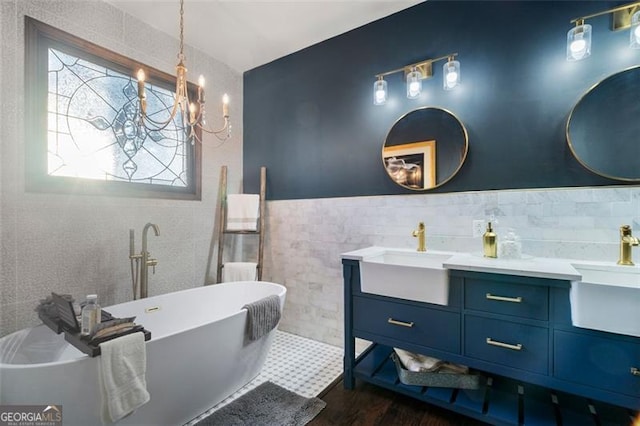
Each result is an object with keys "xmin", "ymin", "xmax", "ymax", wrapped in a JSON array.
[
  {"xmin": 0, "ymin": 0, "xmax": 243, "ymax": 337},
  {"xmin": 263, "ymin": 186, "xmax": 640, "ymax": 347}
]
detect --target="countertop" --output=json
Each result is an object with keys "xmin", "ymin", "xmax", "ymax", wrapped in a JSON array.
[{"xmin": 341, "ymin": 246, "xmax": 585, "ymax": 281}]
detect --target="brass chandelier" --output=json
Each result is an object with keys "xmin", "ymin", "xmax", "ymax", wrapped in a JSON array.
[{"xmin": 136, "ymin": 0, "xmax": 230, "ymax": 144}]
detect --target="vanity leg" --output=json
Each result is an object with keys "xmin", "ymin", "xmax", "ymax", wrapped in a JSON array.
[
  {"xmin": 343, "ymin": 262, "xmax": 356, "ymax": 389},
  {"xmin": 344, "ymin": 337, "xmax": 355, "ymax": 389}
]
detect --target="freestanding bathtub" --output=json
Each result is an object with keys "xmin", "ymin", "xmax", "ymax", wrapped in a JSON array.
[{"xmin": 0, "ymin": 281, "xmax": 286, "ymax": 425}]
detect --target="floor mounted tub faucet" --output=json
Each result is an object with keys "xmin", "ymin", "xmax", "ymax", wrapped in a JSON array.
[{"xmin": 129, "ymin": 223, "xmax": 160, "ymax": 299}]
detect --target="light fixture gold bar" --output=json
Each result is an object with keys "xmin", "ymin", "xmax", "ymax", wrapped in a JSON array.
[
  {"xmin": 570, "ymin": 1, "xmax": 640, "ymax": 27},
  {"xmin": 375, "ymin": 53, "xmax": 457, "ymax": 79},
  {"xmin": 612, "ymin": 5, "xmax": 640, "ymax": 30},
  {"xmin": 404, "ymin": 61, "xmax": 433, "ymax": 79}
]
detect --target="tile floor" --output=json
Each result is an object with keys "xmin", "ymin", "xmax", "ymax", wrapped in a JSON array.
[{"xmin": 184, "ymin": 330, "xmax": 343, "ymax": 425}]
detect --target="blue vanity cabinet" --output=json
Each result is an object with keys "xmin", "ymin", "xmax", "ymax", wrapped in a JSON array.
[
  {"xmin": 554, "ymin": 330, "xmax": 640, "ymax": 399},
  {"xmin": 352, "ymin": 296, "xmax": 461, "ymax": 354},
  {"xmin": 342, "ymin": 259, "xmax": 640, "ymax": 425}
]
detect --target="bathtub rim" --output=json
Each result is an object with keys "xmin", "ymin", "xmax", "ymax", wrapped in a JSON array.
[{"xmin": 0, "ymin": 281, "xmax": 286, "ymax": 369}]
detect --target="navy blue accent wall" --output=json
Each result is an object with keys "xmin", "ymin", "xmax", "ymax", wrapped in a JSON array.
[{"xmin": 244, "ymin": 1, "xmax": 638, "ymax": 200}]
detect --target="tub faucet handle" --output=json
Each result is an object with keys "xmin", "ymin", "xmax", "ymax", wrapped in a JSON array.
[{"xmin": 148, "ymin": 257, "xmax": 158, "ymax": 274}]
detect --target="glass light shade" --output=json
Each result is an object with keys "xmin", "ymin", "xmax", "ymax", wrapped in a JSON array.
[
  {"xmin": 630, "ymin": 11, "xmax": 640, "ymax": 49},
  {"xmin": 373, "ymin": 79, "xmax": 387, "ymax": 105},
  {"xmin": 406, "ymin": 69, "xmax": 422, "ymax": 99},
  {"xmin": 443, "ymin": 60, "xmax": 460, "ymax": 90},
  {"xmin": 567, "ymin": 23, "xmax": 592, "ymax": 61}
]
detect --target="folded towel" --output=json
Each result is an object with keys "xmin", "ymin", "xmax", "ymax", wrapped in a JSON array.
[
  {"xmin": 393, "ymin": 348, "xmax": 469, "ymax": 374},
  {"xmin": 222, "ymin": 262, "xmax": 258, "ymax": 282},
  {"xmin": 226, "ymin": 194, "xmax": 260, "ymax": 231},
  {"xmin": 99, "ymin": 332, "xmax": 150, "ymax": 423},
  {"xmin": 393, "ymin": 348, "xmax": 443, "ymax": 372},
  {"xmin": 242, "ymin": 295, "xmax": 281, "ymax": 342}
]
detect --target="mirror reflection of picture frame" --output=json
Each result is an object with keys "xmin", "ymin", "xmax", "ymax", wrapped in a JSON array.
[{"xmin": 383, "ymin": 140, "xmax": 436, "ymax": 189}]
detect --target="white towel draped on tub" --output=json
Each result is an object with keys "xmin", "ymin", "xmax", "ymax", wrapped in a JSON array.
[
  {"xmin": 226, "ymin": 194, "xmax": 260, "ymax": 231},
  {"xmin": 222, "ymin": 262, "xmax": 258, "ymax": 282},
  {"xmin": 99, "ymin": 332, "xmax": 150, "ymax": 424}
]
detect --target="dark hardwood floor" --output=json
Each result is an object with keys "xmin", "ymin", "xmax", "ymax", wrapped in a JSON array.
[{"xmin": 309, "ymin": 378, "xmax": 486, "ymax": 426}]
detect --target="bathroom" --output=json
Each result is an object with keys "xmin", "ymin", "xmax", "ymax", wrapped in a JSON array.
[{"xmin": 1, "ymin": 0, "xmax": 639, "ymax": 424}]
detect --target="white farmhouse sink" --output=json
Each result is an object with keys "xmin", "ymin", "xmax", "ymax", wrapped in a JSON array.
[
  {"xmin": 359, "ymin": 248, "xmax": 454, "ymax": 305},
  {"xmin": 570, "ymin": 262, "xmax": 640, "ymax": 337}
]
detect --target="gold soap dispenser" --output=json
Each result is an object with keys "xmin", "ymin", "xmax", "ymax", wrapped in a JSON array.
[{"xmin": 483, "ymin": 222, "xmax": 497, "ymax": 258}]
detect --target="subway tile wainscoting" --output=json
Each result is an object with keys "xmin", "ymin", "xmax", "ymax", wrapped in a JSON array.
[{"xmin": 263, "ymin": 186, "xmax": 640, "ymax": 347}]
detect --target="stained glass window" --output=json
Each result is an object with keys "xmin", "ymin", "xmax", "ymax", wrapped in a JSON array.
[{"xmin": 26, "ymin": 17, "xmax": 201, "ymax": 199}]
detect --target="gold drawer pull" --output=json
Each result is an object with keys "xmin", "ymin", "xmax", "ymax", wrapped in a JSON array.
[
  {"xmin": 486, "ymin": 293, "xmax": 523, "ymax": 303},
  {"xmin": 387, "ymin": 318, "xmax": 414, "ymax": 328},
  {"xmin": 631, "ymin": 367, "xmax": 640, "ymax": 376},
  {"xmin": 486, "ymin": 337, "xmax": 523, "ymax": 351}
]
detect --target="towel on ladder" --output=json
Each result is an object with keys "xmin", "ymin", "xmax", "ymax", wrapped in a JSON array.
[
  {"xmin": 242, "ymin": 295, "xmax": 281, "ymax": 342},
  {"xmin": 99, "ymin": 332, "xmax": 150, "ymax": 423},
  {"xmin": 226, "ymin": 194, "xmax": 260, "ymax": 231},
  {"xmin": 222, "ymin": 262, "xmax": 258, "ymax": 282}
]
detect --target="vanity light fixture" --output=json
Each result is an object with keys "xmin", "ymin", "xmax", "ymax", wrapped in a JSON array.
[
  {"xmin": 443, "ymin": 56, "xmax": 461, "ymax": 90},
  {"xmin": 568, "ymin": 1, "xmax": 640, "ymax": 60},
  {"xmin": 406, "ymin": 67, "xmax": 422, "ymax": 99},
  {"xmin": 631, "ymin": 10, "xmax": 640, "ymax": 48},
  {"xmin": 373, "ymin": 53, "xmax": 459, "ymax": 105},
  {"xmin": 373, "ymin": 76, "xmax": 388, "ymax": 105},
  {"xmin": 567, "ymin": 19, "xmax": 592, "ymax": 61}
]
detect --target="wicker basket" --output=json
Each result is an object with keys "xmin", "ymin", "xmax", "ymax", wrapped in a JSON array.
[{"xmin": 391, "ymin": 352, "xmax": 484, "ymax": 389}]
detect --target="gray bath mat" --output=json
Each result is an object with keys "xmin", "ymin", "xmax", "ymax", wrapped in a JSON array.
[{"xmin": 195, "ymin": 381, "xmax": 326, "ymax": 425}]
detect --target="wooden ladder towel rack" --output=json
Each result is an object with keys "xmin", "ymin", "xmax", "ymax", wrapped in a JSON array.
[{"xmin": 216, "ymin": 166, "xmax": 266, "ymax": 283}]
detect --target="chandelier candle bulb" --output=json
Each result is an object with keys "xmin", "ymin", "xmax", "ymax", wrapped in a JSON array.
[
  {"xmin": 198, "ymin": 75, "xmax": 205, "ymax": 102},
  {"xmin": 222, "ymin": 94, "xmax": 229, "ymax": 117},
  {"xmin": 136, "ymin": 69, "xmax": 146, "ymax": 98},
  {"xmin": 189, "ymin": 103, "xmax": 196, "ymax": 124}
]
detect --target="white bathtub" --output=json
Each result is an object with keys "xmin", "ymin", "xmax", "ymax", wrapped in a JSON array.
[{"xmin": 0, "ymin": 281, "xmax": 286, "ymax": 425}]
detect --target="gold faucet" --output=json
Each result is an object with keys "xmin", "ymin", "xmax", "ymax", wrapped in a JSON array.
[
  {"xmin": 412, "ymin": 222, "xmax": 426, "ymax": 252},
  {"xmin": 617, "ymin": 225, "xmax": 639, "ymax": 266},
  {"xmin": 140, "ymin": 223, "xmax": 160, "ymax": 298}
]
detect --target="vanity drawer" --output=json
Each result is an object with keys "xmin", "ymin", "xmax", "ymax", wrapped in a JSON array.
[
  {"xmin": 464, "ymin": 315, "xmax": 549, "ymax": 374},
  {"xmin": 554, "ymin": 330, "xmax": 640, "ymax": 397},
  {"xmin": 353, "ymin": 296, "xmax": 460, "ymax": 353},
  {"xmin": 464, "ymin": 279, "xmax": 548, "ymax": 320}
]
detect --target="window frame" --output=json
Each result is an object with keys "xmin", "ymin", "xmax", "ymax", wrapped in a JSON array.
[{"xmin": 24, "ymin": 16, "xmax": 202, "ymax": 200}]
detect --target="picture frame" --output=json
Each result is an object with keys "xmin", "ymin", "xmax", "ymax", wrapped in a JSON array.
[{"xmin": 383, "ymin": 140, "xmax": 436, "ymax": 189}]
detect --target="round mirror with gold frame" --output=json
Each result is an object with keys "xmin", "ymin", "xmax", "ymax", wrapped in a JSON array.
[
  {"xmin": 567, "ymin": 65, "xmax": 640, "ymax": 182},
  {"xmin": 382, "ymin": 107, "xmax": 468, "ymax": 190}
]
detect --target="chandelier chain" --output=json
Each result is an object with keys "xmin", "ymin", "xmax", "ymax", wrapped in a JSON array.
[
  {"xmin": 136, "ymin": 0, "xmax": 231, "ymax": 144},
  {"xmin": 179, "ymin": 0, "xmax": 184, "ymax": 58}
]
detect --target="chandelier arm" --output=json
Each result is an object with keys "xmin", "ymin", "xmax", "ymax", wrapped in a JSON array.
[
  {"xmin": 198, "ymin": 118, "xmax": 230, "ymax": 135},
  {"xmin": 139, "ymin": 108, "xmax": 182, "ymax": 131},
  {"xmin": 138, "ymin": 86, "xmax": 186, "ymax": 131}
]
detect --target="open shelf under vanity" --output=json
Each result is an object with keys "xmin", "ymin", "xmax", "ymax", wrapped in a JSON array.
[{"xmin": 355, "ymin": 343, "xmax": 637, "ymax": 426}]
